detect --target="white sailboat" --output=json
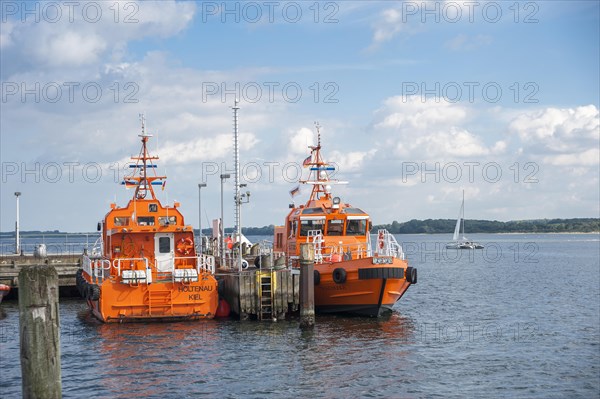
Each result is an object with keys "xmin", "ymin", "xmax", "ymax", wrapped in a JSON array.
[{"xmin": 446, "ymin": 190, "xmax": 484, "ymax": 249}]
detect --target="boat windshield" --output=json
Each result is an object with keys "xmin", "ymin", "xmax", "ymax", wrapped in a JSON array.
[
  {"xmin": 346, "ymin": 219, "xmax": 367, "ymax": 236},
  {"xmin": 137, "ymin": 216, "xmax": 155, "ymax": 226},
  {"xmin": 300, "ymin": 219, "xmax": 324, "ymax": 236},
  {"xmin": 114, "ymin": 217, "xmax": 129, "ymax": 226},
  {"xmin": 158, "ymin": 216, "xmax": 177, "ymax": 226},
  {"xmin": 327, "ymin": 219, "xmax": 344, "ymax": 236}
]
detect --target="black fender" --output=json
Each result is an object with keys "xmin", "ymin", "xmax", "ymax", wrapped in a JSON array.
[{"xmin": 332, "ymin": 268, "xmax": 347, "ymax": 284}]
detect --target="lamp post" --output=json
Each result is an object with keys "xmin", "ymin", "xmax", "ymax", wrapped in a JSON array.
[
  {"xmin": 198, "ymin": 183, "xmax": 206, "ymax": 255},
  {"xmin": 14, "ymin": 192, "xmax": 21, "ymax": 255},
  {"xmin": 219, "ymin": 173, "xmax": 230, "ymax": 268}
]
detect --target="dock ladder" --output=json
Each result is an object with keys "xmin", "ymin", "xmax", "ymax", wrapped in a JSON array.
[{"xmin": 258, "ymin": 271, "xmax": 274, "ymax": 320}]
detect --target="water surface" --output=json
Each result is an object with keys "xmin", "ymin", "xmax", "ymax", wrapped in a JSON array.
[{"xmin": 1, "ymin": 233, "xmax": 598, "ymax": 398}]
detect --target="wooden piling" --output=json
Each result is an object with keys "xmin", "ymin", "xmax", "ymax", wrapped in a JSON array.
[
  {"xmin": 19, "ymin": 265, "xmax": 62, "ymax": 399},
  {"xmin": 299, "ymin": 243, "xmax": 315, "ymax": 328}
]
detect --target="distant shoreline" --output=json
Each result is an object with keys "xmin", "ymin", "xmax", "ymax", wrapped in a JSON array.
[
  {"xmin": 1, "ymin": 218, "xmax": 598, "ymax": 236},
  {"xmin": 1, "ymin": 231, "xmax": 598, "ymax": 237}
]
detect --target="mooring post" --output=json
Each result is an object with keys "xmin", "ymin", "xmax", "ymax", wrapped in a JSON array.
[
  {"xmin": 299, "ymin": 243, "xmax": 315, "ymax": 328},
  {"xmin": 19, "ymin": 265, "xmax": 62, "ymax": 399}
]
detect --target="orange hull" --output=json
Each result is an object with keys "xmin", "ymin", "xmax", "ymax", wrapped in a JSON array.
[
  {"xmin": 314, "ymin": 257, "xmax": 413, "ymax": 317},
  {"xmin": 84, "ymin": 275, "xmax": 218, "ymax": 323}
]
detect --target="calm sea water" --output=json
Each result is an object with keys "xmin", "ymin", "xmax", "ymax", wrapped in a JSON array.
[{"xmin": 1, "ymin": 233, "xmax": 598, "ymax": 398}]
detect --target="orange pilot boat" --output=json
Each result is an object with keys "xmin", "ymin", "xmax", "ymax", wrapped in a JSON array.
[
  {"xmin": 273, "ymin": 127, "xmax": 417, "ymax": 317},
  {"xmin": 79, "ymin": 116, "xmax": 218, "ymax": 322}
]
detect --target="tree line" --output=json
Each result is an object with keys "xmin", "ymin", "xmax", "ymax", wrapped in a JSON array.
[
  {"xmin": 372, "ymin": 218, "xmax": 600, "ymax": 234},
  {"xmin": 3, "ymin": 219, "xmax": 598, "ymax": 236},
  {"xmin": 232, "ymin": 218, "xmax": 600, "ymax": 235}
]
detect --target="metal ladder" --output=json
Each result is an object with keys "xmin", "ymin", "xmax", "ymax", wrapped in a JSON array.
[
  {"xmin": 146, "ymin": 289, "xmax": 173, "ymax": 316},
  {"xmin": 259, "ymin": 272, "xmax": 273, "ymax": 320}
]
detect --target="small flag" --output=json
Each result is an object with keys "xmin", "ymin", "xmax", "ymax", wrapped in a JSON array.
[
  {"xmin": 289, "ymin": 186, "xmax": 300, "ymax": 197},
  {"xmin": 122, "ymin": 180, "xmax": 137, "ymax": 189},
  {"xmin": 302, "ymin": 155, "xmax": 312, "ymax": 167}
]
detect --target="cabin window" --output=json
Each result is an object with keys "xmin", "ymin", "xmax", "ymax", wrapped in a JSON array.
[
  {"xmin": 276, "ymin": 233, "xmax": 283, "ymax": 248},
  {"xmin": 299, "ymin": 219, "xmax": 324, "ymax": 236},
  {"xmin": 346, "ymin": 219, "xmax": 367, "ymax": 236},
  {"xmin": 302, "ymin": 207, "xmax": 324, "ymax": 215},
  {"xmin": 159, "ymin": 216, "xmax": 177, "ymax": 226},
  {"xmin": 137, "ymin": 216, "xmax": 155, "ymax": 226},
  {"xmin": 148, "ymin": 204, "xmax": 158, "ymax": 212},
  {"xmin": 158, "ymin": 237, "xmax": 171, "ymax": 253},
  {"xmin": 327, "ymin": 219, "xmax": 344, "ymax": 236},
  {"xmin": 114, "ymin": 217, "xmax": 129, "ymax": 226},
  {"xmin": 345, "ymin": 208, "xmax": 366, "ymax": 214}
]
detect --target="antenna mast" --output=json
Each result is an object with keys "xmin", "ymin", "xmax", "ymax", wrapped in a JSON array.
[{"xmin": 233, "ymin": 100, "xmax": 242, "ymax": 271}]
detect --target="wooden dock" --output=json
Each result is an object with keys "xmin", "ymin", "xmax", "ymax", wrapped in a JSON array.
[
  {"xmin": 1, "ymin": 254, "xmax": 303, "ymax": 322},
  {"xmin": 219, "ymin": 268, "xmax": 300, "ymax": 320},
  {"xmin": 0, "ymin": 254, "xmax": 81, "ymax": 298}
]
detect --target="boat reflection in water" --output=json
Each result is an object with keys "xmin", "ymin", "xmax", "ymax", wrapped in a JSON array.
[{"xmin": 93, "ymin": 320, "xmax": 221, "ymax": 398}]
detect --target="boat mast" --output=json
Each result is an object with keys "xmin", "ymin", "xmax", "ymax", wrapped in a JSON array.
[
  {"xmin": 123, "ymin": 114, "xmax": 164, "ymax": 201},
  {"xmin": 307, "ymin": 122, "xmax": 330, "ymax": 202},
  {"xmin": 139, "ymin": 115, "xmax": 150, "ymax": 199},
  {"xmin": 461, "ymin": 189, "xmax": 465, "ymax": 239}
]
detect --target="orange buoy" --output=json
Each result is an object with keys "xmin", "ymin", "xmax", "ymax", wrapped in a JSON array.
[{"xmin": 215, "ymin": 299, "xmax": 231, "ymax": 318}]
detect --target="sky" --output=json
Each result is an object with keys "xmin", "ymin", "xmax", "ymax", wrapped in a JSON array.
[{"xmin": 0, "ymin": 0, "xmax": 599, "ymax": 232}]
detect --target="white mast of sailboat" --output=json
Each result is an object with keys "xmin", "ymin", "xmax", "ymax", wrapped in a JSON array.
[{"xmin": 461, "ymin": 189, "xmax": 466, "ymax": 240}]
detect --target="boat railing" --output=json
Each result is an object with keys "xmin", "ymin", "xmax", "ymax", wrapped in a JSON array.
[
  {"xmin": 90, "ymin": 236, "xmax": 103, "ymax": 257},
  {"xmin": 195, "ymin": 254, "xmax": 216, "ymax": 274},
  {"xmin": 92, "ymin": 259, "xmax": 111, "ymax": 283},
  {"xmin": 307, "ymin": 230, "xmax": 324, "ymax": 263},
  {"xmin": 146, "ymin": 255, "xmax": 215, "ymax": 283},
  {"xmin": 113, "ymin": 257, "xmax": 150, "ymax": 277},
  {"xmin": 319, "ymin": 243, "xmax": 370, "ymax": 262},
  {"xmin": 82, "ymin": 255, "xmax": 111, "ymax": 284},
  {"xmin": 305, "ymin": 230, "xmax": 377, "ymax": 264},
  {"xmin": 376, "ymin": 229, "xmax": 405, "ymax": 260}
]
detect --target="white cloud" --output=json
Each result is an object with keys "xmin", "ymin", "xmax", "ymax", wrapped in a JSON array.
[
  {"xmin": 2, "ymin": 1, "xmax": 196, "ymax": 72},
  {"xmin": 160, "ymin": 133, "xmax": 259, "ymax": 164},
  {"xmin": 372, "ymin": 96, "xmax": 495, "ymax": 159},
  {"xmin": 288, "ymin": 127, "xmax": 315, "ymax": 156},
  {"xmin": 0, "ymin": 19, "xmax": 15, "ymax": 49},
  {"xmin": 329, "ymin": 149, "xmax": 377, "ymax": 173},
  {"xmin": 445, "ymin": 33, "xmax": 492, "ymax": 51},
  {"xmin": 543, "ymin": 148, "xmax": 599, "ymax": 166},
  {"xmin": 368, "ymin": 1, "xmax": 491, "ymax": 50},
  {"xmin": 371, "ymin": 8, "xmax": 404, "ymax": 46},
  {"xmin": 509, "ymin": 105, "xmax": 599, "ymax": 153},
  {"xmin": 375, "ymin": 95, "xmax": 468, "ymax": 130},
  {"xmin": 35, "ymin": 31, "xmax": 107, "ymax": 67}
]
